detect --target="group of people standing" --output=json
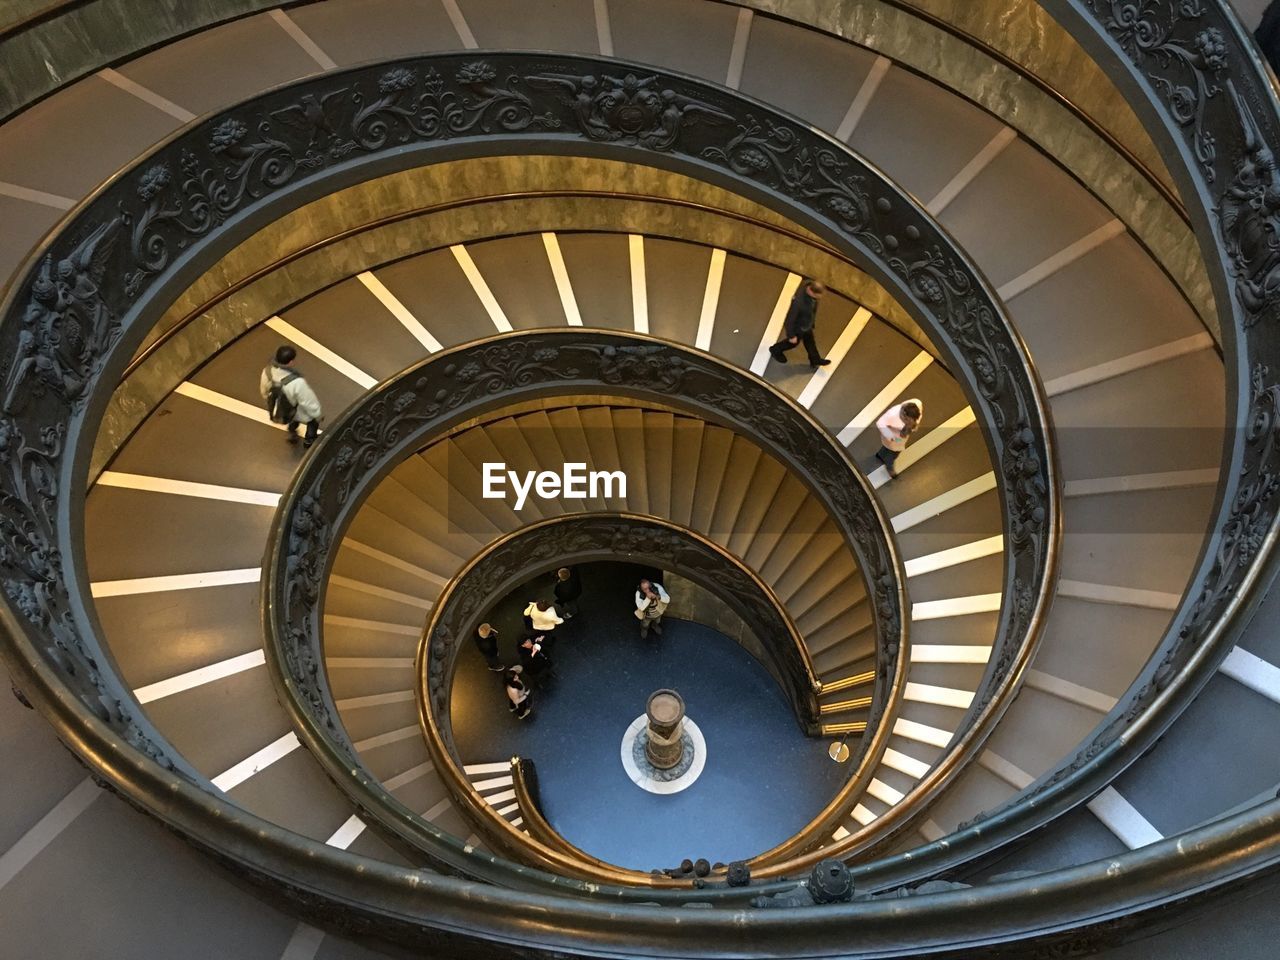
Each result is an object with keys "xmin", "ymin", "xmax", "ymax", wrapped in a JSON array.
[
  {"xmin": 472, "ymin": 567, "xmax": 582, "ymax": 721},
  {"xmin": 770, "ymin": 280, "xmax": 924, "ymax": 478},
  {"xmin": 473, "ymin": 570, "xmax": 672, "ymax": 720}
]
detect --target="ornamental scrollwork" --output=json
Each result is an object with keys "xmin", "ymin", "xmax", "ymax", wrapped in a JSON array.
[
  {"xmin": 0, "ymin": 52, "xmax": 1052, "ymax": 897},
  {"xmin": 353, "ymin": 63, "xmax": 559, "ymax": 150},
  {"xmin": 527, "ymin": 70, "xmax": 731, "ymax": 149},
  {"xmin": 703, "ymin": 121, "xmax": 881, "ymax": 250},
  {"xmin": 1086, "ymin": 0, "xmax": 1228, "ymax": 178},
  {"xmin": 4, "ymin": 219, "xmax": 122, "ymax": 414}
]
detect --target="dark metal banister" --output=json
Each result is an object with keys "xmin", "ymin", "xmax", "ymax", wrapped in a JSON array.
[
  {"xmin": 412, "ymin": 512, "xmax": 841, "ymax": 873},
  {"xmin": 261, "ymin": 331, "xmax": 904, "ymax": 884},
  {"xmin": 115, "ymin": 191, "xmax": 927, "ymax": 382},
  {"xmin": 510, "ymin": 758, "xmax": 584, "ymax": 860},
  {"xmin": 820, "ymin": 0, "xmax": 1280, "ymax": 893},
  {"xmin": 0, "ymin": 50, "xmax": 1056, "ymax": 945}
]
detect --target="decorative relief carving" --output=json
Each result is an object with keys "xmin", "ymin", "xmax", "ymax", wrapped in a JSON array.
[
  {"xmin": 0, "ymin": 52, "xmax": 1056, "ymax": 898},
  {"xmin": 5, "ymin": 220, "xmax": 122, "ymax": 413},
  {"xmin": 527, "ymin": 70, "xmax": 731, "ymax": 148},
  {"xmin": 268, "ymin": 332, "xmax": 905, "ymax": 850}
]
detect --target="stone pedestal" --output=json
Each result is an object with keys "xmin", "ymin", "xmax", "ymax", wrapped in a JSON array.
[{"xmin": 645, "ymin": 689, "xmax": 686, "ymax": 770}]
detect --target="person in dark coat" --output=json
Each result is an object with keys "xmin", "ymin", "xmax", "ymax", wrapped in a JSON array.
[
  {"xmin": 769, "ymin": 280, "xmax": 831, "ymax": 370},
  {"xmin": 518, "ymin": 633, "xmax": 552, "ymax": 677},
  {"xmin": 474, "ymin": 622, "xmax": 503, "ymax": 672},
  {"xmin": 554, "ymin": 566, "xmax": 582, "ymax": 618}
]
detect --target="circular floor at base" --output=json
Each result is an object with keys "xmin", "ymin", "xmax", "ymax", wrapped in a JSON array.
[
  {"xmin": 620, "ymin": 713, "xmax": 707, "ymax": 794},
  {"xmin": 450, "ymin": 562, "xmax": 847, "ymax": 872}
]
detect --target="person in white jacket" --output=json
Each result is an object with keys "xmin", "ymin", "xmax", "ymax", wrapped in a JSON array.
[
  {"xmin": 635, "ymin": 579, "xmax": 670, "ymax": 639},
  {"xmin": 260, "ymin": 345, "xmax": 323, "ymax": 447},
  {"xmin": 523, "ymin": 599, "xmax": 564, "ymax": 634},
  {"xmin": 875, "ymin": 399, "xmax": 923, "ymax": 479}
]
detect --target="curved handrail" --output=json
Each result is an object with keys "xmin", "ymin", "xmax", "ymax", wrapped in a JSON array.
[
  {"xmin": 116, "ymin": 189, "xmax": 926, "ymax": 381},
  {"xmin": 265, "ymin": 330, "xmax": 904, "ymax": 884},
  {"xmin": 866, "ymin": 0, "xmax": 1186, "ymax": 218},
  {"xmin": 510, "ymin": 758, "xmax": 584, "ymax": 861},
  {"xmin": 0, "ymin": 49, "xmax": 1053, "ymax": 938},
  {"xmin": 411, "ymin": 511, "xmax": 838, "ymax": 872},
  {"xmin": 813, "ymin": 0, "xmax": 1280, "ymax": 890}
]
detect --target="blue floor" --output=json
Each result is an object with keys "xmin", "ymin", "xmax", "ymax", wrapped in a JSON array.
[{"xmin": 450, "ymin": 562, "xmax": 848, "ymax": 871}]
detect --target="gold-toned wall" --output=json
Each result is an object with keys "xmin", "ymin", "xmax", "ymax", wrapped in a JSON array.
[
  {"xmin": 737, "ymin": 0, "xmax": 1214, "ymax": 335},
  {"xmin": 94, "ymin": 155, "xmax": 929, "ymax": 476}
]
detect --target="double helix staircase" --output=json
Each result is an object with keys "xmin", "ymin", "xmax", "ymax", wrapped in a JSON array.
[{"xmin": 2, "ymin": 1, "xmax": 1277, "ymax": 958}]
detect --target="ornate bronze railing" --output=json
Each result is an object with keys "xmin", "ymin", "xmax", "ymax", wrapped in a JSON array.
[
  {"xmin": 816, "ymin": 0, "xmax": 1280, "ymax": 895},
  {"xmin": 2, "ymin": 54, "xmax": 1053, "ymax": 861},
  {"xmin": 413, "ymin": 512, "xmax": 833, "ymax": 869},
  {"xmin": 0, "ymin": 49, "xmax": 1068, "ymax": 951},
  {"xmin": 264, "ymin": 330, "xmax": 903, "ymax": 881},
  {"xmin": 510, "ymin": 758, "xmax": 584, "ymax": 860}
]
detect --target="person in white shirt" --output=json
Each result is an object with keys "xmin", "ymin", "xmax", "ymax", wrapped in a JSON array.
[
  {"xmin": 523, "ymin": 599, "xmax": 564, "ymax": 634},
  {"xmin": 259, "ymin": 345, "xmax": 323, "ymax": 447},
  {"xmin": 875, "ymin": 399, "xmax": 923, "ymax": 479},
  {"xmin": 635, "ymin": 579, "xmax": 670, "ymax": 639}
]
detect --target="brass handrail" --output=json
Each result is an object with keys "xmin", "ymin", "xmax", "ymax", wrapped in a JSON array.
[
  {"xmin": 412, "ymin": 511, "xmax": 831, "ymax": 871},
  {"xmin": 115, "ymin": 187, "xmax": 931, "ymax": 382},
  {"xmin": 864, "ymin": 0, "xmax": 1186, "ymax": 218},
  {"xmin": 509, "ymin": 758, "xmax": 585, "ymax": 861}
]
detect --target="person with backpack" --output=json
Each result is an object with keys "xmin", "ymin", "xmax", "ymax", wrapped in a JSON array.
[{"xmin": 260, "ymin": 345, "xmax": 322, "ymax": 447}]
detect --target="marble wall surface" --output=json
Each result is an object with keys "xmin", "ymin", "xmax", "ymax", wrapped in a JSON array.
[
  {"xmin": 740, "ymin": 0, "xmax": 1216, "ymax": 340},
  {"xmin": 0, "ymin": 0, "xmax": 276, "ymax": 118}
]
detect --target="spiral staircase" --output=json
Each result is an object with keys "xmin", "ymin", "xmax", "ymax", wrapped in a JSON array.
[{"xmin": 3, "ymin": 1, "xmax": 1280, "ymax": 957}]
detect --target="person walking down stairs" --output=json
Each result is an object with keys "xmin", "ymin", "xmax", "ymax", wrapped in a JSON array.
[
  {"xmin": 260, "ymin": 345, "xmax": 323, "ymax": 447},
  {"xmin": 769, "ymin": 280, "xmax": 832, "ymax": 370},
  {"xmin": 635, "ymin": 578, "xmax": 670, "ymax": 639},
  {"xmin": 875, "ymin": 399, "xmax": 923, "ymax": 479}
]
